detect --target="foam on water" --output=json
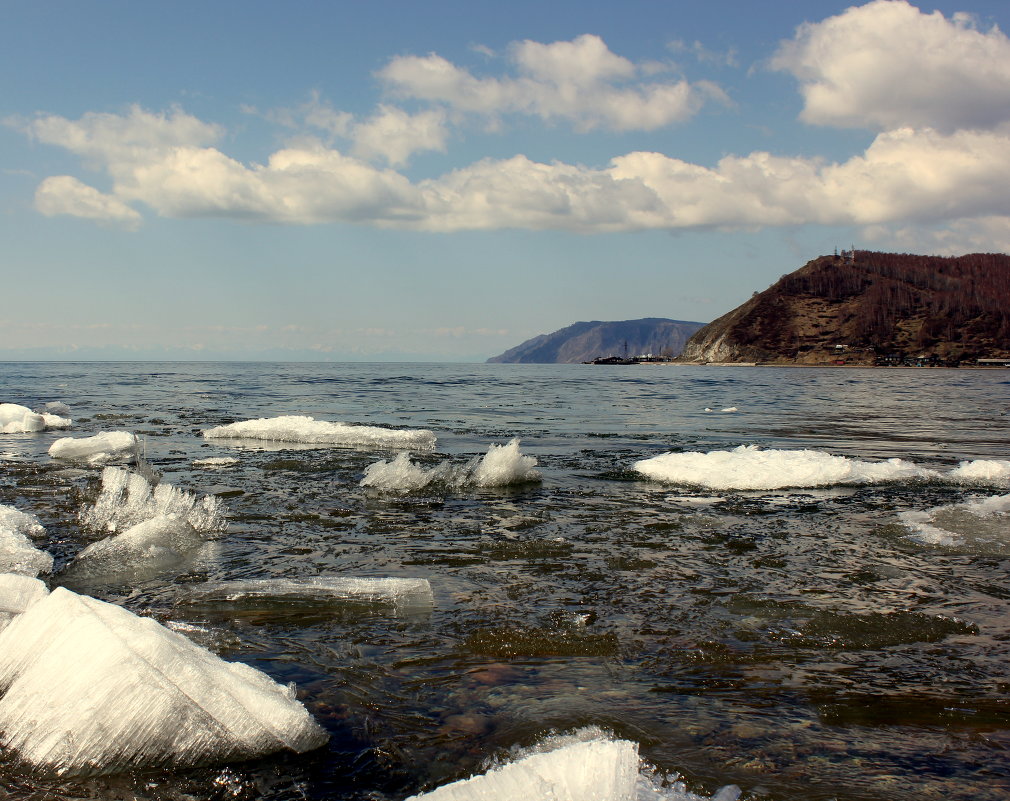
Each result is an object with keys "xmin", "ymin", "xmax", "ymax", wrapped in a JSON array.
[
  {"xmin": 203, "ymin": 415, "xmax": 436, "ymax": 451},
  {"xmin": 0, "ymin": 403, "xmax": 71, "ymax": 434},
  {"xmin": 406, "ymin": 727, "xmax": 740, "ymax": 801},
  {"xmin": 180, "ymin": 576, "xmax": 434, "ymax": 611},
  {"xmin": 49, "ymin": 431, "xmax": 138, "ymax": 464},
  {"xmin": 0, "ymin": 505, "xmax": 53, "ymax": 577},
  {"xmin": 0, "ymin": 574, "xmax": 49, "ymax": 633},
  {"xmin": 80, "ymin": 466, "xmax": 227, "ymax": 535},
  {"xmin": 899, "ymin": 493, "xmax": 1010, "ymax": 548},
  {"xmin": 0, "ymin": 586, "xmax": 328, "ymax": 776},
  {"xmin": 361, "ymin": 438, "xmax": 540, "ymax": 491}
]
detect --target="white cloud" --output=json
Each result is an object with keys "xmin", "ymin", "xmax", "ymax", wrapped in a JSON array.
[
  {"xmin": 772, "ymin": 0, "xmax": 1010, "ymax": 132},
  {"xmin": 351, "ymin": 105, "xmax": 448, "ymax": 166},
  {"xmin": 34, "ymin": 176, "xmax": 142, "ymax": 227},
  {"xmin": 17, "ymin": 107, "xmax": 1010, "ymax": 253},
  {"xmin": 865, "ymin": 216, "xmax": 1010, "ymax": 256},
  {"xmin": 378, "ymin": 34, "xmax": 714, "ymax": 132}
]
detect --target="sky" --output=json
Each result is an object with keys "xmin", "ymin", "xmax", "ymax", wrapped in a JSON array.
[{"xmin": 4, "ymin": 0, "xmax": 1010, "ymax": 362}]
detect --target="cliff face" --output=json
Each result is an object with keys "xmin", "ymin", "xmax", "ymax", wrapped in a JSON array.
[
  {"xmin": 488, "ymin": 318, "xmax": 705, "ymax": 364},
  {"xmin": 678, "ymin": 251, "xmax": 1010, "ymax": 365}
]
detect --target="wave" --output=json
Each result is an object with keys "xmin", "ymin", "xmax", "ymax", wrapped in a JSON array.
[
  {"xmin": 203, "ymin": 415, "xmax": 436, "ymax": 451},
  {"xmin": 634, "ymin": 445, "xmax": 1010, "ymax": 490},
  {"xmin": 361, "ymin": 439, "xmax": 540, "ymax": 492}
]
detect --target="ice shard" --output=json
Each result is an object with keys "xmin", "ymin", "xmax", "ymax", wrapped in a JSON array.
[
  {"xmin": 0, "ymin": 587, "xmax": 328, "ymax": 776},
  {"xmin": 49, "ymin": 431, "xmax": 139, "ymax": 463},
  {"xmin": 0, "ymin": 574, "xmax": 49, "ymax": 633},
  {"xmin": 0, "ymin": 504, "xmax": 53, "ymax": 577}
]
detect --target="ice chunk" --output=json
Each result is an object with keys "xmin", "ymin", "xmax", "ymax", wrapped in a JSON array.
[
  {"xmin": 180, "ymin": 576, "xmax": 434, "ymax": 613},
  {"xmin": 0, "ymin": 505, "xmax": 53, "ymax": 577},
  {"xmin": 62, "ymin": 515, "xmax": 215, "ymax": 586},
  {"xmin": 361, "ymin": 439, "xmax": 540, "ymax": 491},
  {"xmin": 49, "ymin": 431, "xmax": 139, "ymax": 463},
  {"xmin": 42, "ymin": 401, "xmax": 72, "ymax": 416},
  {"xmin": 899, "ymin": 493, "xmax": 1010, "ymax": 548},
  {"xmin": 634, "ymin": 445, "xmax": 937, "ymax": 490},
  {"xmin": 193, "ymin": 456, "xmax": 240, "ymax": 468},
  {"xmin": 406, "ymin": 729, "xmax": 639, "ymax": 801},
  {"xmin": 80, "ymin": 466, "xmax": 227, "ymax": 535},
  {"xmin": 0, "ymin": 403, "xmax": 46, "ymax": 433},
  {"xmin": 0, "ymin": 574, "xmax": 49, "ymax": 633},
  {"xmin": 40, "ymin": 413, "xmax": 73, "ymax": 429},
  {"xmin": 203, "ymin": 415, "xmax": 437, "ymax": 451},
  {"xmin": 0, "ymin": 587, "xmax": 328, "ymax": 776},
  {"xmin": 948, "ymin": 459, "xmax": 1010, "ymax": 485}
]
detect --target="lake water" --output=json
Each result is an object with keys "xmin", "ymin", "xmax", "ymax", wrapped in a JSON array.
[{"xmin": 2, "ymin": 361, "xmax": 1010, "ymax": 800}]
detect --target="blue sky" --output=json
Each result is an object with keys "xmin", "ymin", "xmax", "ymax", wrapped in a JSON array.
[{"xmin": 4, "ymin": 0, "xmax": 1010, "ymax": 361}]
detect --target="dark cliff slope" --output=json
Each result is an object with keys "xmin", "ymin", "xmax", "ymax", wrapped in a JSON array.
[
  {"xmin": 677, "ymin": 251, "xmax": 1010, "ymax": 364},
  {"xmin": 488, "ymin": 318, "xmax": 705, "ymax": 364}
]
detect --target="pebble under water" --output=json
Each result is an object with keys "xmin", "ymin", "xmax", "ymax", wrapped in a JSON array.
[{"xmin": 1, "ymin": 361, "xmax": 1010, "ymax": 800}]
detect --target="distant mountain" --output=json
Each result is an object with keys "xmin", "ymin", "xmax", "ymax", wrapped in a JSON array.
[
  {"xmin": 678, "ymin": 251, "xmax": 1010, "ymax": 365},
  {"xmin": 487, "ymin": 318, "xmax": 706, "ymax": 364}
]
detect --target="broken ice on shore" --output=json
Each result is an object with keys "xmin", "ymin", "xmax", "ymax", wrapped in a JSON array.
[
  {"xmin": 179, "ymin": 576, "xmax": 434, "ymax": 615},
  {"xmin": 406, "ymin": 727, "xmax": 741, "ymax": 801},
  {"xmin": 0, "ymin": 505, "xmax": 53, "ymax": 578},
  {"xmin": 0, "ymin": 403, "xmax": 72, "ymax": 434},
  {"xmin": 203, "ymin": 415, "xmax": 437, "ymax": 451},
  {"xmin": 0, "ymin": 587, "xmax": 328, "ymax": 777},
  {"xmin": 361, "ymin": 438, "xmax": 540, "ymax": 492},
  {"xmin": 49, "ymin": 431, "xmax": 139, "ymax": 464}
]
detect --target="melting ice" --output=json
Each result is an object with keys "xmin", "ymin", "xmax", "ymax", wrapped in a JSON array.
[
  {"xmin": 634, "ymin": 446, "xmax": 1010, "ymax": 491},
  {"xmin": 406, "ymin": 727, "xmax": 740, "ymax": 801},
  {"xmin": 49, "ymin": 431, "xmax": 139, "ymax": 463},
  {"xmin": 180, "ymin": 576, "xmax": 434, "ymax": 612},
  {"xmin": 0, "ymin": 574, "xmax": 48, "ymax": 633},
  {"xmin": 361, "ymin": 438, "xmax": 540, "ymax": 491},
  {"xmin": 0, "ymin": 402, "xmax": 71, "ymax": 434},
  {"xmin": 0, "ymin": 587, "xmax": 328, "ymax": 776},
  {"xmin": 0, "ymin": 505, "xmax": 53, "ymax": 577},
  {"xmin": 203, "ymin": 415, "xmax": 437, "ymax": 450},
  {"xmin": 900, "ymin": 493, "xmax": 1010, "ymax": 548}
]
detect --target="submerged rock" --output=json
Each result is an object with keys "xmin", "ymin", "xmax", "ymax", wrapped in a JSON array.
[{"xmin": 0, "ymin": 587, "xmax": 328, "ymax": 777}]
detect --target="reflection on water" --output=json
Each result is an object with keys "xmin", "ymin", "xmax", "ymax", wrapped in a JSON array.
[{"xmin": 1, "ymin": 362, "xmax": 1010, "ymax": 800}]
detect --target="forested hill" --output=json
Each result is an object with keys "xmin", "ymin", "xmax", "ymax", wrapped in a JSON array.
[
  {"xmin": 677, "ymin": 251, "xmax": 1010, "ymax": 365},
  {"xmin": 487, "ymin": 318, "xmax": 705, "ymax": 363}
]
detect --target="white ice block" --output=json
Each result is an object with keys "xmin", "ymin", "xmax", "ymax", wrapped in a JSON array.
[
  {"xmin": 406, "ymin": 736, "xmax": 640, "ymax": 801},
  {"xmin": 361, "ymin": 439, "xmax": 540, "ymax": 491},
  {"xmin": 0, "ymin": 574, "xmax": 49, "ymax": 633},
  {"xmin": 0, "ymin": 587, "xmax": 328, "ymax": 776},
  {"xmin": 49, "ymin": 431, "xmax": 139, "ymax": 463},
  {"xmin": 203, "ymin": 415, "xmax": 436, "ymax": 451},
  {"xmin": 182, "ymin": 576, "xmax": 434, "ymax": 611},
  {"xmin": 0, "ymin": 403, "xmax": 46, "ymax": 434},
  {"xmin": 0, "ymin": 505, "xmax": 53, "ymax": 577}
]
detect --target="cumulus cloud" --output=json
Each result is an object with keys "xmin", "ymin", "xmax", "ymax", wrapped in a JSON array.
[
  {"xmin": 17, "ymin": 105, "xmax": 1010, "ymax": 243},
  {"xmin": 378, "ymin": 33, "xmax": 716, "ymax": 131},
  {"xmin": 34, "ymin": 176, "xmax": 142, "ymax": 227},
  {"xmin": 351, "ymin": 105, "xmax": 448, "ymax": 166},
  {"xmin": 772, "ymin": 0, "xmax": 1010, "ymax": 132}
]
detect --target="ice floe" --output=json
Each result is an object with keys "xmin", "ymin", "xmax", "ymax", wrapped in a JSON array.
[
  {"xmin": 80, "ymin": 466, "xmax": 227, "ymax": 535},
  {"xmin": 634, "ymin": 446, "xmax": 1010, "ymax": 491},
  {"xmin": 0, "ymin": 586, "xmax": 328, "ymax": 776},
  {"xmin": 0, "ymin": 574, "xmax": 49, "ymax": 633},
  {"xmin": 0, "ymin": 505, "xmax": 53, "ymax": 577},
  {"xmin": 193, "ymin": 456, "xmax": 240, "ymax": 468},
  {"xmin": 361, "ymin": 438, "xmax": 540, "ymax": 491},
  {"xmin": 203, "ymin": 415, "xmax": 436, "ymax": 450},
  {"xmin": 49, "ymin": 431, "xmax": 139, "ymax": 463},
  {"xmin": 899, "ymin": 493, "xmax": 1010, "ymax": 548},
  {"xmin": 634, "ymin": 446, "xmax": 935, "ymax": 490},
  {"xmin": 406, "ymin": 727, "xmax": 740, "ymax": 801},
  {"xmin": 180, "ymin": 576, "xmax": 434, "ymax": 612},
  {"xmin": 0, "ymin": 402, "xmax": 71, "ymax": 433}
]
